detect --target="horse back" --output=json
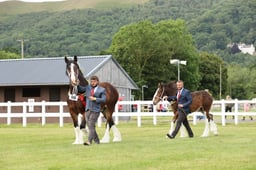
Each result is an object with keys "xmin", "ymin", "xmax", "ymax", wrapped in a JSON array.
[
  {"xmin": 190, "ymin": 90, "xmax": 213, "ymax": 112},
  {"xmin": 99, "ymin": 82, "xmax": 119, "ymax": 111}
]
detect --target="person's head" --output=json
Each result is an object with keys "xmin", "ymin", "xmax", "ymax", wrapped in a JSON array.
[
  {"xmin": 226, "ymin": 95, "xmax": 231, "ymax": 100},
  {"xmin": 90, "ymin": 75, "xmax": 99, "ymax": 87},
  {"xmin": 176, "ymin": 80, "xmax": 184, "ymax": 90}
]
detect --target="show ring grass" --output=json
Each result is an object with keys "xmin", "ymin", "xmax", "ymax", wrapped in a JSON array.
[{"xmin": 0, "ymin": 119, "xmax": 256, "ymax": 170}]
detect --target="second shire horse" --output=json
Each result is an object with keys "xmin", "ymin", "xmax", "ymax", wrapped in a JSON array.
[
  {"xmin": 65, "ymin": 56, "xmax": 122, "ymax": 144},
  {"xmin": 152, "ymin": 82, "xmax": 218, "ymax": 137}
]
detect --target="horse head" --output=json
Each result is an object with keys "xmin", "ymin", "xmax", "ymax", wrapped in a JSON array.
[
  {"xmin": 65, "ymin": 56, "xmax": 80, "ymax": 87},
  {"xmin": 152, "ymin": 81, "xmax": 177, "ymax": 105},
  {"xmin": 152, "ymin": 83, "xmax": 166, "ymax": 105}
]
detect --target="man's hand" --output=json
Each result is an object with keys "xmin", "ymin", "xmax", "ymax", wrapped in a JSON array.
[
  {"xmin": 89, "ymin": 96, "xmax": 96, "ymax": 101},
  {"xmin": 163, "ymin": 96, "xmax": 168, "ymax": 100}
]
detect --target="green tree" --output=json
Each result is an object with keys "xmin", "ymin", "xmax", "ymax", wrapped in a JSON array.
[
  {"xmin": 199, "ymin": 52, "xmax": 227, "ymax": 99},
  {"xmin": 228, "ymin": 64, "xmax": 256, "ymax": 99},
  {"xmin": 110, "ymin": 19, "xmax": 200, "ymax": 99},
  {"xmin": 0, "ymin": 50, "xmax": 20, "ymax": 59}
]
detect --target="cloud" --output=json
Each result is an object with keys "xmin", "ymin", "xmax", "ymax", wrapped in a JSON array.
[{"xmin": 0, "ymin": 0, "xmax": 66, "ymax": 2}]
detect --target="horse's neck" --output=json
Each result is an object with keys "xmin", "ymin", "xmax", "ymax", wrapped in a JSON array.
[
  {"xmin": 78, "ymin": 70, "xmax": 88, "ymax": 86},
  {"xmin": 166, "ymin": 86, "xmax": 177, "ymax": 96}
]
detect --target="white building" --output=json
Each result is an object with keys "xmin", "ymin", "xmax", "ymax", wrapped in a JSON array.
[{"xmin": 238, "ymin": 43, "xmax": 255, "ymax": 55}]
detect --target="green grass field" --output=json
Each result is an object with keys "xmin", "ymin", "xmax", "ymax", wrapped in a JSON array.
[{"xmin": 0, "ymin": 119, "xmax": 256, "ymax": 170}]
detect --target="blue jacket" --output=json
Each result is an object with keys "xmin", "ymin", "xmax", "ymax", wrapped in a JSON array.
[
  {"xmin": 167, "ymin": 88, "xmax": 192, "ymax": 114},
  {"xmin": 77, "ymin": 85, "xmax": 106, "ymax": 113}
]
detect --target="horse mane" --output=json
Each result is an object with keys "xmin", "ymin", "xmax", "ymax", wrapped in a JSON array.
[
  {"xmin": 162, "ymin": 81, "xmax": 177, "ymax": 96},
  {"xmin": 77, "ymin": 68, "xmax": 88, "ymax": 86}
]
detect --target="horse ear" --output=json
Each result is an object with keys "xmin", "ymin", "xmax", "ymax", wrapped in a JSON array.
[
  {"xmin": 74, "ymin": 56, "xmax": 77, "ymax": 63},
  {"xmin": 64, "ymin": 56, "xmax": 69, "ymax": 63}
]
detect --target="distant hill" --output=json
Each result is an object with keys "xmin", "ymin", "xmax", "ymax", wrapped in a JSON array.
[
  {"xmin": 0, "ymin": 0, "xmax": 255, "ymax": 63},
  {"xmin": 0, "ymin": 0, "xmax": 145, "ymax": 18}
]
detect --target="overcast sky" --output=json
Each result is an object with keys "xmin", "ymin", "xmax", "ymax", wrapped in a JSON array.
[{"xmin": 0, "ymin": 0, "xmax": 66, "ymax": 2}]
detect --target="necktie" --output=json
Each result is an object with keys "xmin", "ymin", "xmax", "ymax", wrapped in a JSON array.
[
  {"xmin": 177, "ymin": 90, "xmax": 181, "ymax": 101},
  {"xmin": 91, "ymin": 87, "xmax": 94, "ymax": 96}
]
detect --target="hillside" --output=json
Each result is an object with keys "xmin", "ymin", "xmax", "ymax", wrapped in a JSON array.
[
  {"xmin": 0, "ymin": 0, "xmax": 145, "ymax": 18},
  {"xmin": 0, "ymin": 0, "xmax": 255, "ymax": 60}
]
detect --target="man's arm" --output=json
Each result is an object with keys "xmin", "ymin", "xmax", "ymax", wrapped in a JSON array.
[
  {"xmin": 182, "ymin": 90, "xmax": 192, "ymax": 108},
  {"xmin": 77, "ymin": 85, "xmax": 87, "ymax": 93},
  {"xmin": 167, "ymin": 96, "xmax": 177, "ymax": 101},
  {"xmin": 95, "ymin": 88, "xmax": 106, "ymax": 103}
]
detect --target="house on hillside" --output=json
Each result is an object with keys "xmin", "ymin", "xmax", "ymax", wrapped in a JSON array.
[
  {"xmin": 0, "ymin": 55, "xmax": 138, "ymax": 123},
  {"xmin": 228, "ymin": 43, "xmax": 255, "ymax": 55},
  {"xmin": 237, "ymin": 43, "xmax": 255, "ymax": 55}
]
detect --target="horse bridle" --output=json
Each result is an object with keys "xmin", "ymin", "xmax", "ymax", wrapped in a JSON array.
[
  {"xmin": 67, "ymin": 63, "xmax": 80, "ymax": 101},
  {"xmin": 154, "ymin": 86, "xmax": 165, "ymax": 101},
  {"xmin": 66, "ymin": 63, "xmax": 80, "ymax": 87}
]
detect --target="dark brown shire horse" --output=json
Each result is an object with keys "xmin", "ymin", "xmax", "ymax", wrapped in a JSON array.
[
  {"xmin": 65, "ymin": 56, "xmax": 121, "ymax": 144},
  {"xmin": 152, "ymin": 81, "xmax": 218, "ymax": 137}
]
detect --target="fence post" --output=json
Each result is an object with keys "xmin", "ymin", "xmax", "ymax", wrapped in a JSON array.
[
  {"xmin": 7, "ymin": 101, "xmax": 11, "ymax": 125},
  {"xmin": 153, "ymin": 105, "xmax": 157, "ymax": 125},
  {"xmin": 234, "ymin": 99, "xmax": 239, "ymax": 125},
  {"xmin": 59, "ymin": 102, "xmax": 64, "ymax": 127},
  {"xmin": 137, "ymin": 102, "xmax": 141, "ymax": 127},
  {"xmin": 221, "ymin": 99, "xmax": 226, "ymax": 126},
  {"xmin": 42, "ymin": 100, "xmax": 46, "ymax": 126},
  {"xmin": 114, "ymin": 103, "xmax": 119, "ymax": 125},
  {"xmin": 22, "ymin": 102, "xmax": 27, "ymax": 127},
  {"xmin": 193, "ymin": 113, "xmax": 197, "ymax": 125}
]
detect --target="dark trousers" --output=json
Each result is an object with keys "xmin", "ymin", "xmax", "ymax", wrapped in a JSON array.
[
  {"xmin": 86, "ymin": 111, "xmax": 100, "ymax": 144},
  {"xmin": 171, "ymin": 109, "xmax": 193, "ymax": 137}
]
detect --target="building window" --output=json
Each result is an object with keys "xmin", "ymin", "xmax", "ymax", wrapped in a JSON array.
[
  {"xmin": 4, "ymin": 88, "xmax": 15, "ymax": 102},
  {"xmin": 22, "ymin": 87, "xmax": 40, "ymax": 97},
  {"xmin": 49, "ymin": 87, "xmax": 60, "ymax": 101}
]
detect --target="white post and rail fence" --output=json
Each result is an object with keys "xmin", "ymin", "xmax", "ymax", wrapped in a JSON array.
[{"xmin": 0, "ymin": 100, "xmax": 255, "ymax": 127}]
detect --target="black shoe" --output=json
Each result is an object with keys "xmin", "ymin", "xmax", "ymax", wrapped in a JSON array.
[
  {"xmin": 189, "ymin": 134, "xmax": 194, "ymax": 138},
  {"xmin": 166, "ymin": 133, "xmax": 174, "ymax": 139},
  {"xmin": 83, "ymin": 142, "xmax": 90, "ymax": 146}
]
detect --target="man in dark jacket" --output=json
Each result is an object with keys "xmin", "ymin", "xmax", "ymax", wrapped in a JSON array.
[
  {"xmin": 163, "ymin": 80, "xmax": 194, "ymax": 139},
  {"xmin": 78, "ymin": 75, "xmax": 106, "ymax": 145}
]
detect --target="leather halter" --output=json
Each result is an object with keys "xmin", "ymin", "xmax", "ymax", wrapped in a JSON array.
[{"xmin": 154, "ymin": 86, "xmax": 165, "ymax": 101}]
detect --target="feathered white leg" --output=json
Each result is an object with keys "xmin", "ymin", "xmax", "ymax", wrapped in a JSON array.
[
  {"xmin": 201, "ymin": 119, "xmax": 210, "ymax": 137},
  {"xmin": 72, "ymin": 127, "xmax": 80, "ymax": 144},
  {"xmin": 100, "ymin": 124, "xmax": 110, "ymax": 143},
  {"xmin": 210, "ymin": 120, "xmax": 218, "ymax": 135},
  {"xmin": 168, "ymin": 121, "xmax": 175, "ymax": 135},
  {"xmin": 77, "ymin": 129, "xmax": 84, "ymax": 144},
  {"xmin": 166, "ymin": 121, "xmax": 175, "ymax": 138},
  {"xmin": 112, "ymin": 125, "xmax": 122, "ymax": 142},
  {"xmin": 180, "ymin": 124, "xmax": 187, "ymax": 138}
]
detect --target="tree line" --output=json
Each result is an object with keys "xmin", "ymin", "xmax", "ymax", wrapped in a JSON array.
[{"xmin": 0, "ymin": 0, "xmax": 255, "ymax": 99}]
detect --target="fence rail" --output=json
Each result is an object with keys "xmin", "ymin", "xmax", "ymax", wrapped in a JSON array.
[{"xmin": 0, "ymin": 100, "xmax": 255, "ymax": 127}]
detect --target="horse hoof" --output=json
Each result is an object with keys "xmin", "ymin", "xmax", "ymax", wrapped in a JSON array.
[
  {"xmin": 72, "ymin": 141, "xmax": 84, "ymax": 144},
  {"xmin": 113, "ymin": 138, "xmax": 122, "ymax": 142},
  {"xmin": 100, "ymin": 139, "xmax": 110, "ymax": 143}
]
